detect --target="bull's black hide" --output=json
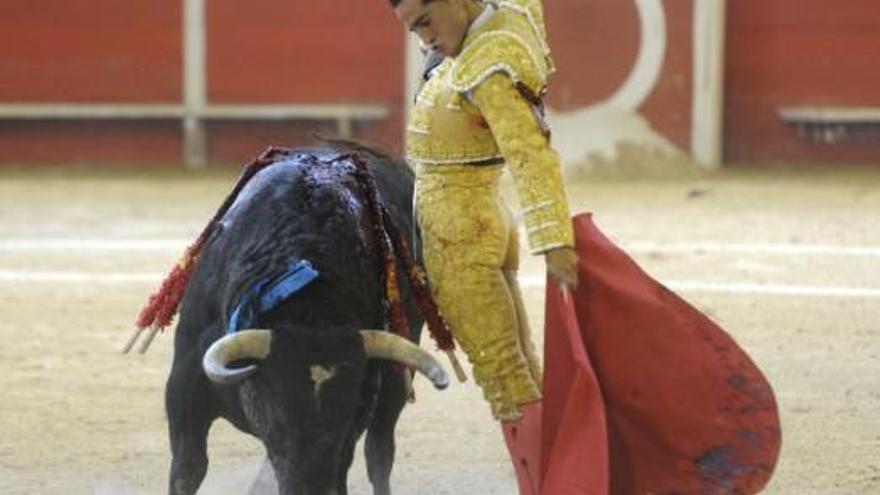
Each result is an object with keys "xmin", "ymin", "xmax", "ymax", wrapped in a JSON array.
[{"xmin": 165, "ymin": 147, "xmax": 423, "ymax": 495}]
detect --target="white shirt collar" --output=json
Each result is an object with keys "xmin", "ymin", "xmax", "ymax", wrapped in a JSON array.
[{"xmin": 467, "ymin": 2, "xmax": 498, "ymax": 36}]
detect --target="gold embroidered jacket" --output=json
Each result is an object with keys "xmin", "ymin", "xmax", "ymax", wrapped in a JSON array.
[{"xmin": 406, "ymin": 0, "xmax": 574, "ymax": 253}]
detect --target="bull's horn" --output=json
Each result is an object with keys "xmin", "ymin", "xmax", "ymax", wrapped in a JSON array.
[
  {"xmin": 360, "ymin": 330, "xmax": 449, "ymax": 390},
  {"xmin": 202, "ymin": 329, "xmax": 272, "ymax": 385}
]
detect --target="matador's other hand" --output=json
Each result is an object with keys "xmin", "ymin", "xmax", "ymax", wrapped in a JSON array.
[{"xmin": 545, "ymin": 246, "xmax": 579, "ymax": 289}]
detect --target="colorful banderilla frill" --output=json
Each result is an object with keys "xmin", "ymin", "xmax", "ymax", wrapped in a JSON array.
[{"xmin": 124, "ymin": 148, "xmax": 460, "ymax": 372}]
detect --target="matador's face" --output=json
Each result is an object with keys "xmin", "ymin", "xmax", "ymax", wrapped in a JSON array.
[{"xmin": 394, "ymin": 0, "xmax": 473, "ymax": 57}]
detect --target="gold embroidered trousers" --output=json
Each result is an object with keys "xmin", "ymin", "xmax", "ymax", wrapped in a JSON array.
[{"xmin": 416, "ymin": 164, "xmax": 542, "ymax": 420}]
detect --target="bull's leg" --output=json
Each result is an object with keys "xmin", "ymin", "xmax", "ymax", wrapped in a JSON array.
[
  {"xmin": 166, "ymin": 356, "xmax": 214, "ymax": 495},
  {"xmin": 364, "ymin": 365, "xmax": 407, "ymax": 495},
  {"xmin": 168, "ymin": 422, "xmax": 210, "ymax": 495},
  {"xmin": 336, "ymin": 367, "xmax": 380, "ymax": 495},
  {"xmin": 335, "ymin": 434, "xmax": 358, "ymax": 495}
]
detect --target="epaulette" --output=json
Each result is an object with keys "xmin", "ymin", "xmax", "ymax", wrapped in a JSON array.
[
  {"xmin": 497, "ymin": 0, "xmax": 552, "ymax": 56},
  {"xmin": 450, "ymin": 7, "xmax": 551, "ymax": 98}
]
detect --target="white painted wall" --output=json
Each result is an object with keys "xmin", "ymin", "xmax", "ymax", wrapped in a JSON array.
[
  {"xmin": 404, "ymin": 34, "xmax": 425, "ymax": 123},
  {"xmin": 547, "ymin": 0, "xmax": 686, "ymax": 174},
  {"xmin": 183, "ymin": 0, "xmax": 207, "ymax": 169},
  {"xmin": 691, "ymin": 0, "xmax": 727, "ymax": 168}
]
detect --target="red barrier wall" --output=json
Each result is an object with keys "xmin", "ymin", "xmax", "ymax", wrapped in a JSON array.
[
  {"xmin": 205, "ymin": 0, "xmax": 405, "ymax": 159},
  {"xmin": 0, "ymin": 121, "xmax": 182, "ymax": 165},
  {"xmin": 725, "ymin": 0, "xmax": 880, "ymax": 164},
  {"xmin": 546, "ymin": 0, "xmax": 641, "ymax": 109},
  {"xmin": 0, "ymin": 1, "xmax": 183, "ymax": 164},
  {"xmin": 208, "ymin": 1, "xmax": 402, "ymax": 104},
  {"xmin": 545, "ymin": 0, "xmax": 694, "ymax": 152},
  {"xmin": 0, "ymin": 1, "xmax": 876, "ymax": 166},
  {"xmin": 0, "ymin": 1, "xmax": 403, "ymax": 165},
  {"xmin": 0, "ymin": 1, "xmax": 181, "ymax": 102},
  {"xmin": 640, "ymin": 0, "xmax": 693, "ymax": 152}
]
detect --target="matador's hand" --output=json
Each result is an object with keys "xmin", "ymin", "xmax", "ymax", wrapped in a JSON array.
[{"xmin": 545, "ymin": 246, "xmax": 579, "ymax": 289}]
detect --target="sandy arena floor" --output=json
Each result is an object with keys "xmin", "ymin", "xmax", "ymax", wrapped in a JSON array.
[{"xmin": 0, "ymin": 163, "xmax": 878, "ymax": 494}]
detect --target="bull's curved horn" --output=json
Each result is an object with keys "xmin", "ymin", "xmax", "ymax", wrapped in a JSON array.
[
  {"xmin": 360, "ymin": 330, "xmax": 450, "ymax": 390},
  {"xmin": 202, "ymin": 329, "xmax": 272, "ymax": 385}
]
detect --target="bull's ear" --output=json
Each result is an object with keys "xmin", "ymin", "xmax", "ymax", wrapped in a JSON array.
[
  {"xmin": 359, "ymin": 330, "xmax": 449, "ymax": 390},
  {"xmin": 203, "ymin": 329, "xmax": 273, "ymax": 385}
]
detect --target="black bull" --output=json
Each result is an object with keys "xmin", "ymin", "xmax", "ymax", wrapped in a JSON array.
[{"xmin": 165, "ymin": 148, "xmax": 449, "ymax": 495}]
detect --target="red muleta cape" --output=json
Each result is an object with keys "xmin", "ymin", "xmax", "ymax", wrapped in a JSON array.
[{"xmin": 529, "ymin": 213, "xmax": 781, "ymax": 495}]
